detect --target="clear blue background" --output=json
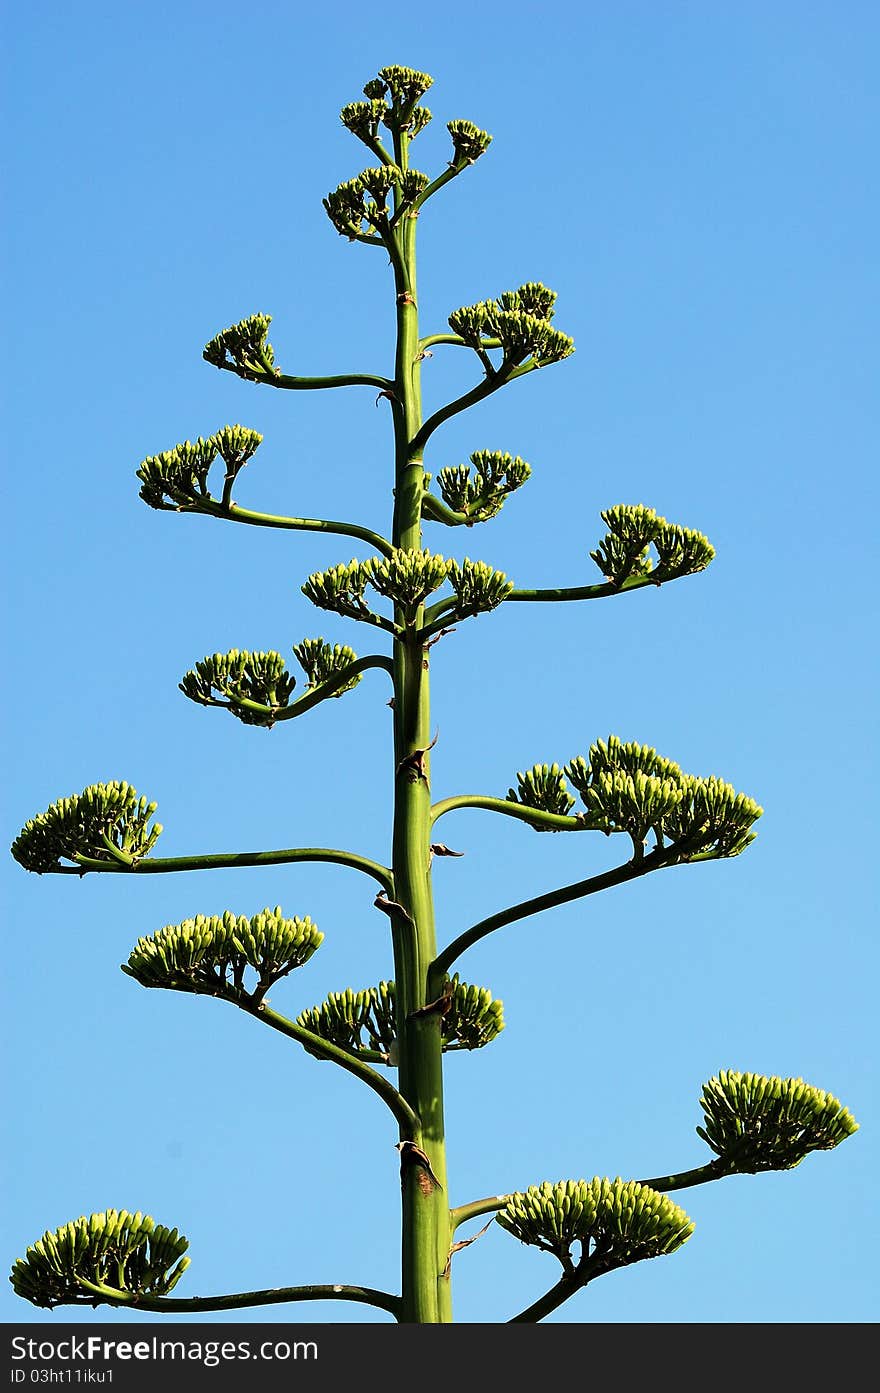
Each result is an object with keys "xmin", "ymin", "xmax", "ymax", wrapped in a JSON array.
[{"xmin": 2, "ymin": 0, "xmax": 876, "ymax": 1325}]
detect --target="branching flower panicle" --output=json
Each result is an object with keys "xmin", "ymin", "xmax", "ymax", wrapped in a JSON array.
[{"xmin": 11, "ymin": 59, "xmax": 855, "ymax": 1327}]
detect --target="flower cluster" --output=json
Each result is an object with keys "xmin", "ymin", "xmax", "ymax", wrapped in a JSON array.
[
  {"xmin": 12, "ymin": 782, "xmax": 162, "ymax": 873},
  {"xmin": 123, "ymin": 907, "xmax": 323, "ymax": 1003},
  {"xmin": 497, "ymin": 1178, "xmax": 693, "ymax": 1271},
  {"xmin": 296, "ymin": 976, "xmax": 504, "ymax": 1062},
  {"xmin": 507, "ymin": 763, "xmax": 576, "ymax": 825},
  {"xmin": 697, "ymin": 1072, "xmax": 859, "ymax": 1172},
  {"xmin": 448, "ymin": 282, "xmax": 573, "ymax": 367},
  {"xmin": 203, "ymin": 314, "xmax": 276, "ymax": 378},
  {"xmin": 435, "ymin": 450, "xmax": 531, "ymax": 523},
  {"xmin": 137, "ymin": 425, "xmax": 263, "ymax": 511},
  {"xmin": 179, "ymin": 649, "xmax": 297, "ymax": 725},
  {"xmin": 11, "ymin": 1211, "xmax": 189, "ymax": 1309},
  {"xmin": 590, "ymin": 504, "xmax": 715, "ymax": 588},
  {"xmin": 507, "ymin": 735, "xmax": 763, "ymax": 859}
]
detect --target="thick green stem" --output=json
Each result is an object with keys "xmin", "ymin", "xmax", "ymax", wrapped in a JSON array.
[{"xmin": 387, "ymin": 211, "xmax": 452, "ymax": 1324}]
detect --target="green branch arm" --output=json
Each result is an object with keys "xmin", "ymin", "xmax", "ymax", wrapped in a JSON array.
[
  {"xmin": 431, "ymin": 795, "xmax": 590, "ymax": 835},
  {"xmin": 408, "ymin": 163, "xmax": 470, "ymax": 215},
  {"xmin": 223, "ymin": 366, "xmax": 394, "ymax": 393},
  {"xmin": 363, "ymin": 135, "xmax": 396, "ymax": 170},
  {"xmin": 420, "ymin": 494, "xmax": 473, "ymax": 528},
  {"xmin": 418, "ymin": 564, "xmax": 683, "ymax": 628},
  {"xmin": 506, "ymin": 575, "xmax": 662, "ymax": 604},
  {"xmin": 75, "ymin": 1276, "xmax": 400, "ymax": 1318},
  {"xmin": 192, "ymin": 497, "xmax": 395, "ymax": 558},
  {"xmin": 419, "ymin": 581, "xmax": 515, "ymax": 635},
  {"xmin": 53, "ymin": 847, "xmax": 394, "ymax": 894},
  {"xmin": 97, "ymin": 835, "xmax": 138, "ymax": 869},
  {"xmin": 431, "ymin": 845, "xmax": 675, "ymax": 982},
  {"xmin": 507, "ymin": 1255, "xmax": 605, "ymax": 1324},
  {"xmin": 409, "ymin": 363, "xmax": 534, "ymax": 454},
  {"xmin": 205, "ymin": 655, "xmax": 394, "ymax": 724},
  {"xmin": 344, "ymin": 610, "xmax": 400, "ymax": 638},
  {"xmin": 418, "ymin": 333, "xmax": 503, "ymax": 353},
  {"xmin": 418, "ymin": 596, "xmax": 462, "ymax": 637},
  {"xmin": 236, "ymin": 998, "xmax": 420, "ymax": 1136},
  {"xmin": 638, "ymin": 1158, "xmax": 733, "ymax": 1193},
  {"xmin": 450, "ymin": 1197, "xmax": 509, "ymax": 1232}
]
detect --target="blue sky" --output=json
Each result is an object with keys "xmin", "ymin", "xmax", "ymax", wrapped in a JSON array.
[{"xmin": 2, "ymin": 0, "xmax": 877, "ymax": 1325}]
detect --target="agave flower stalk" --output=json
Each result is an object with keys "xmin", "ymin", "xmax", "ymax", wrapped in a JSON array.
[{"xmin": 10, "ymin": 63, "xmax": 857, "ymax": 1325}]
